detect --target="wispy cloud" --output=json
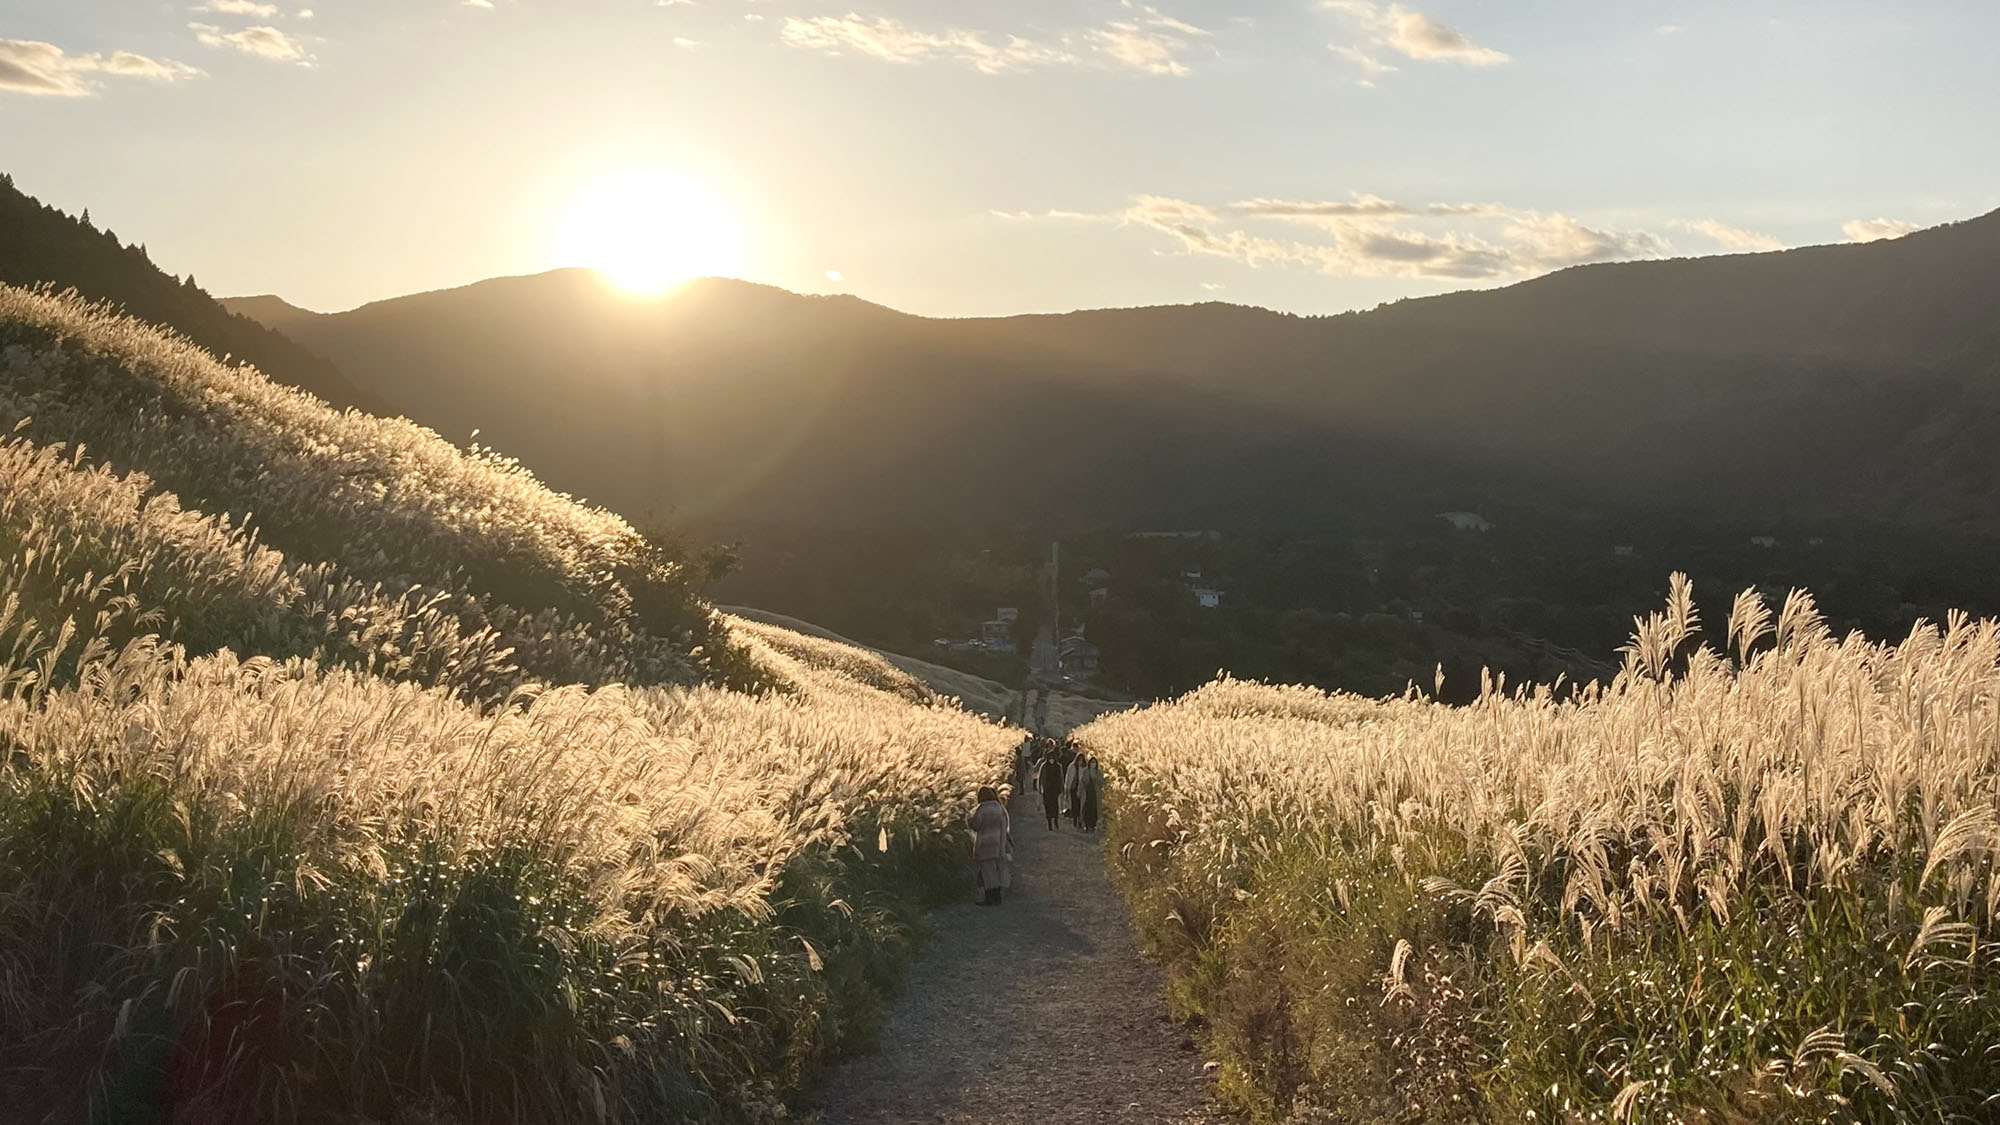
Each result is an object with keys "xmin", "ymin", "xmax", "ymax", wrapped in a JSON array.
[
  {"xmin": 1324, "ymin": 0, "xmax": 1508, "ymax": 80},
  {"xmin": 1020, "ymin": 192, "xmax": 1676, "ymax": 281},
  {"xmin": 1329, "ymin": 44, "xmax": 1396, "ymax": 86},
  {"xmin": 196, "ymin": 0, "xmax": 282, "ymax": 14},
  {"xmin": 781, "ymin": 4, "xmax": 1210, "ymax": 76},
  {"xmin": 991, "ymin": 207, "xmax": 1104, "ymax": 222},
  {"xmin": 781, "ymin": 15, "xmax": 1073, "ymax": 74},
  {"xmin": 0, "ymin": 38, "xmax": 202, "ymax": 96},
  {"xmin": 1086, "ymin": 2, "xmax": 1210, "ymax": 77},
  {"xmin": 1842, "ymin": 217, "xmax": 1919, "ymax": 242},
  {"xmin": 1681, "ymin": 218, "xmax": 1784, "ymax": 253},
  {"xmin": 190, "ymin": 22, "xmax": 312, "ymax": 63},
  {"xmin": 196, "ymin": 0, "xmax": 280, "ymax": 15}
]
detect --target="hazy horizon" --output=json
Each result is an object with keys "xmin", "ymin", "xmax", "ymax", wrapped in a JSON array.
[
  {"xmin": 5, "ymin": 1, "xmax": 1997, "ymax": 318},
  {"xmin": 215, "ymin": 194, "xmax": 1988, "ymax": 318}
]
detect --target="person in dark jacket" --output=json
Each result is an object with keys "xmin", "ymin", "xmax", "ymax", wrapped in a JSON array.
[{"xmin": 1035, "ymin": 751, "xmax": 1066, "ymax": 831}]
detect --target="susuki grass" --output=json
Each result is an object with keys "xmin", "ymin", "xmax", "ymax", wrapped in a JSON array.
[
  {"xmin": 0, "ymin": 287, "xmax": 1019, "ymax": 1122},
  {"xmin": 0, "ymin": 284, "xmax": 754, "ymax": 692},
  {"xmin": 0, "ymin": 618, "xmax": 1014, "ymax": 1122},
  {"xmin": 1080, "ymin": 575, "xmax": 1997, "ymax": 1123}
]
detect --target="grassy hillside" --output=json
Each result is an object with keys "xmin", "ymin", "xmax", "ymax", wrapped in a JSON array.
[
  {"xmin": 0, "ymin": 174, "xmax": 378, "ymax": 413},
  {"xmin": 1078, "ymin": 578, "xmax": 1997, "ymax": 1122},
  {"xmin": 0, "ymin": 287, "xmax": 1019, "ymax": 1122},
  {"xmin": 722, "ymin": 605, "xmax": 1017, "ymax": 720},
  {"xmin": 723, "ymin": 606, "xmax": 1137, "ymax": 734},
  {"xmin": 0, "ymin": 284, "xmax": 750, "ymax": 694}
]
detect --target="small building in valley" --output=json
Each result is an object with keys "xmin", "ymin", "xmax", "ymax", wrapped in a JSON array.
[
  {"xmin": 1437, "ymin": 511, "xmax": 1494, "ymax": 533},
  {"xmin": 980, "ymin": 618, "xmax": 1016, "ymax": 652},
  {"xmin": 1058, "ymin": 634, "xmax": 1101, "ymax": 679}
]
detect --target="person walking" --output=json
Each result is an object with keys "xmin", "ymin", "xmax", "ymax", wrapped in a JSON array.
[
  {"xmin": 1035, "ymin": 751, "xmax": 1065, "ymax": 831},
  {"xmin": 1012, "ymin": 736, "xmax": 1033, "ymax": 798},
  {"xmin": 1063, "ymin": 752, "xmax": 1083, "ymax": 827},
  {"xmin": 967, "ymin": 786, "xmax": 1011, "ymax": 905},
  {"xmin": 1079, "ymin": 755, "xmax": 1104, "ymax": 833}
]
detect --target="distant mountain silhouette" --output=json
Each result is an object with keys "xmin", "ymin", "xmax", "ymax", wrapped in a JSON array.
[
  {"xmin": 227, "ymin": 209, "xmax": 2000, "ymax": 537},
  {"xmin": 0, "ymin": 174, "xmax": 380, "ymax": 413}
]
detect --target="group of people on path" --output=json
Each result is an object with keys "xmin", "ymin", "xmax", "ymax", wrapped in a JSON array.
[
  {"xmin": 966, "ymin": 736, "xmax": 1107, "ymax": 906},
  {"xmin": 1026, "ymin": 736, "xmax": 1105, "ymax": 834}
]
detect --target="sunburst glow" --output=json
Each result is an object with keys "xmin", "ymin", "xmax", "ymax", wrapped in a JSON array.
[{"xmin": 554, "ymin": 169, "xmax": 746, "ymax": 295}]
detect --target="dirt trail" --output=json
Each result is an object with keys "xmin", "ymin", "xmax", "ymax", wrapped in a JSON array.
[{"xmin": 809, "ymin": 795, "xmax": 1218, "ymax": 1124}]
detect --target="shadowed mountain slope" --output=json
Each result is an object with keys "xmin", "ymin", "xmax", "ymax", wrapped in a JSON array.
[{"xmin": 229, "ymin": 209, "xmax": 2000, "ymax": 536}]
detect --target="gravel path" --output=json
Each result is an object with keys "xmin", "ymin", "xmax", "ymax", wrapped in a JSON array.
[{"xmin": 808, "ymin": 795, "xmax": 1219, "ymax": 1124}]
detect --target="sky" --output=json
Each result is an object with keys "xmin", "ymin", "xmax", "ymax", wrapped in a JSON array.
[{"xmin": 1, "ymin": 1, "xmax": 1996, "ymax": 317}]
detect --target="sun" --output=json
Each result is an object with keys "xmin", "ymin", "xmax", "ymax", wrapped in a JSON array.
[{"xmin": 554, "ymin": 169, "xmax": 746, "ymax": 296}]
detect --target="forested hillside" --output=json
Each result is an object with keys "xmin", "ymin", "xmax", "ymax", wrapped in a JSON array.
[
  {"xmin": 231, "ymin": 209, "xmax": 2000, "ymax": 535},
  {"xmin": 222, "ymin": 211, "xmax": 2000, "ymax": 700},
  {"xmin": 0, "ymin": 175, "xmax": 378, "ymax": 412},
  {"xmin": 0, "ymin": 285, "xmax": 1017, "ymax": 1122}
]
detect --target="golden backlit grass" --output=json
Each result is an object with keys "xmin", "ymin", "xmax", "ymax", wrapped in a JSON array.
[
  {"xmin": 721, "ymin": 606, "xmax": 1018, "ymax": 720},
  {"xmin": 0, "ymin": 614, "xmax": 1014, "ymax": 1122},
  {"xmin": 0, "ymin": 287, "xmax": 1017, "ymax": 1122},
  {"xmin": 1080, "ymin": 576, "xmax": 1997, "ymax": 1123},
  {"xmin": 0, "ymin": 283, "xmax": 750, "ymax": 692}
]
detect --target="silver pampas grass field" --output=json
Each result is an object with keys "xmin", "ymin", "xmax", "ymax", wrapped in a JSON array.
[
  {"xmin": 1081, "ymin": 574, "xmax": 1996, "ymax": 1122},
  {"xmin": 0, "ymin": 285, "xmax": 1017, "ymax": 1122}
]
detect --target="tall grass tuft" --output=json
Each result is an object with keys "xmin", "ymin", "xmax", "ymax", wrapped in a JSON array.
[
  {"xmin": 0, "ymin": 283, "xmax": 1020, "ymax": 1121},
  {"xmin": 1080, "ymin": 576, "xmax": 1997, "ymax": 1123},
  {"xmin": 0, "ymin": 284, "xmax": 757, "ymax": 692}
]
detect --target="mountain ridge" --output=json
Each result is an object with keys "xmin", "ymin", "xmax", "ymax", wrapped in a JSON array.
[
  {"xmin": 226, "ymin": 207, "xmax": 2000, "ymax": 537},
  {"xmin": 228, "ymin": 203, "xmax": 1998, "ymax": 329}
]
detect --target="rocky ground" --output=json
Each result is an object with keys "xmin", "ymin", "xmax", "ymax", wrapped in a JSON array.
[{"xmin": 809, "ymin": 794, "xmax": 1218, "ymax": 1124}]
